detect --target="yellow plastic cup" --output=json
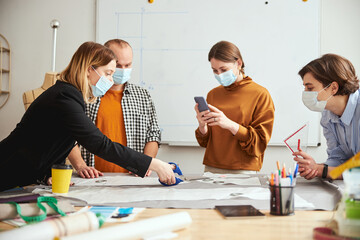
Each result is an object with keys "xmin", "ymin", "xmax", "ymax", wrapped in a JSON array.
[{"xmin": 52, "ymin": 164, "xmax": 73, "ymax": 194}]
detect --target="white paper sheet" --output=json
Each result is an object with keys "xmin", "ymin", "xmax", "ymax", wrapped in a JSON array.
[
  {"xmin": 32, "ymin": 186, "xmax": 314, "ymax": 208},
  {"xmin": 203, "ymin": 172, "xmax": 251, "ymax": 178},
  {"xmin": 33, "ymin": 187, "xmax": 264, "ymax": 203},
  {"xmin": 199, "ymin": 177, "xmax": 261, "ymax": 186},
  {"xmin": 71, "ymin": 175, "xmax": 164, "ymax": 186},
  {"xmin": 294, "ymin": 194, "xmax": 315, "ymax": 208},
  {"xmin": 71, "ymin": 173, "xmax": 259, "ymax": 187},
  {"xmin": 200, "ymin": 172, "xmax": 261, "ymax": 186}
]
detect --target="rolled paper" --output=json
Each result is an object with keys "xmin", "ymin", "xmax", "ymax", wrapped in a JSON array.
[
  {"xmin": 59, "ymin": 211, "xmax": 192, "ymax": 240},
  {"xmin": 0, "ymin": 212, "xmax": 99, "ymax": 240},
  {"xmin": 0, "ymin": 193, "xmax": 40, "ymax": 204}
]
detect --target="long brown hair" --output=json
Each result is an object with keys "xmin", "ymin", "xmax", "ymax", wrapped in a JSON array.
[
  {"xmin": 299, "ymin": 54, "xmax": 359, "ymax": 95},
  {"xmin": 208, "ymin": 41, "xmax": 245, "ymax": 74},
  {"xmin": 58, "ymin": 41, "xmax": 116, "ymax": 103}
]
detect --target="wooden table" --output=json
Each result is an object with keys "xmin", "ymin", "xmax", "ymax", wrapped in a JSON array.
[
  {"xmin": 0, "ymin": 208, "xmax": 330, "ymax": 239},
  {"xmin": 0, "ymin": 208, "xmax": 335, "ymax": 239},
  {"xmin": 135, "ymin": 209, "xmax": 334, "ymax": 240}
]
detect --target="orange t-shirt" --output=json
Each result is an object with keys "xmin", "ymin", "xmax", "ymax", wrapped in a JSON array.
[{"xmin": 94, "ymin": 89, "xmax": 128, "ymax": 172}]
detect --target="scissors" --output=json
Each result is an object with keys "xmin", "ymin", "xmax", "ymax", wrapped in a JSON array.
[{"xmin": 159, "ymin": 162, "xmax": 184, "ymax": 186}]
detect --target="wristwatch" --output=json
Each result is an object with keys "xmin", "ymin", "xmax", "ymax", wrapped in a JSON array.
[{"xmin": 322, "ymin": 164, "xmax": 328, "ymax": 179}]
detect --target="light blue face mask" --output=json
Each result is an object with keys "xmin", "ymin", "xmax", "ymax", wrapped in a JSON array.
[
  {"xmin": 113, "ymin": 68, "xmax": 132, "ymax": 85},
  {"xmin": 91, "ymin": 66, "xmax": 114, "ymax": 97},
  {"xmin": 214, "ymin": 69, "xmax": 237, "ymax": 87}
]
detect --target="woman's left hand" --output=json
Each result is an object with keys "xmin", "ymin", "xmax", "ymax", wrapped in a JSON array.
[
  {"xmin": 203, "ymin": 104, "xmax": 239, "ymax": 135},
  {"xmin": 77, "ymin": 166, "xmax": 103, "ymax": 179},
  {"xmin": 292, "ymin": 150, "xmax": 320, "ymax": 180}
]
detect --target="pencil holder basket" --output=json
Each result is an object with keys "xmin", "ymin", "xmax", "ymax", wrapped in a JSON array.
[{"xmin": 270, "ymin": 185, "xmax": 294, "ymax": 216}]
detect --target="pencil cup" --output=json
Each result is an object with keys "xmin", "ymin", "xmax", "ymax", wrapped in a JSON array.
[
  {"xmin": 52, "ymin": 164, "xmax": 73, "ymax": 194},
  {"xmin": 270, "ymin": 185, "xmax": 294, "ymax": 216}
]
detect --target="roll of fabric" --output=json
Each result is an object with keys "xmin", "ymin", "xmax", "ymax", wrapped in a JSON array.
[
  {"xmin": 0, "ymin": 212, "xmax": 99, "ymax": 240},
  {"xmin": 0, "ymin": 200, "xmax": 74, "ymax": 220},
  {"xmin": 60, "ymin": 211, "xmax": 192, "ymax": 240}
]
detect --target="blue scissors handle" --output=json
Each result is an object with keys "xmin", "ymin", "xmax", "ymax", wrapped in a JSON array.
[
  {"xmin": 159, "ymin": 177, "xmax": 183, "ymax": 186},
  {"xmin": 159, "ymin": 162, "xmax": 183, "ymax": 186},
  {"xmin": 169, "ymin": 162, "xmax": 183, "ymax": 175}
]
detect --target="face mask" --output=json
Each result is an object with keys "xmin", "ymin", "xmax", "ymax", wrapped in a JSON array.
[
  {"xmin": 91, "ymin": 66, "xmax": 114, "ymax": 97},
  {"xmin": 302, "ymin": 85, "xmax": 332, "ymax": 112},
  {"xmin": 113, "ymin": 68, "xmax": 132, "ymax": 85},
  {"xmin": 214, "ymin": 69, "xmax": 237, "ymax": 87}
]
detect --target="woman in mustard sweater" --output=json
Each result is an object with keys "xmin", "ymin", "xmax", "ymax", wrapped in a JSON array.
[{"xmin": 195, "ymin": 41, "xmax": 275, "ymax": 173}]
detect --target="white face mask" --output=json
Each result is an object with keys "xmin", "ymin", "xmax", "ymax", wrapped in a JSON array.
[
  {"xmin": 302, "ymin": 85, "xmax": 332, "ymax": 112},
  {"xmin": 113, "ymin": 68, "xmax": 132, "ymax": 85},
  {"xmin": 214, "ymin": 69, "xmax": 237, "ymax": 87},
  {"xmin": 91, "ymin": 66, "xmax": 114, "ymax": 97}
]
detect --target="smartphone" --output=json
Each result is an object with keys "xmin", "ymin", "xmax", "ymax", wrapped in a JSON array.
[{"xmin": 194, "ymin": 96, "xmax": 210, "ymax": 112}]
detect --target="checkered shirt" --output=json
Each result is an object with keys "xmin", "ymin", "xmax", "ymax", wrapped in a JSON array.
[{"xmin": 80, "ymin": 83, "xmax": 161, "ymax": 167}]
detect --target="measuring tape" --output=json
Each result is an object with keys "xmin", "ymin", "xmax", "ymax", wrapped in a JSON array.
[
  {"xmin": 7, "ymin": 196, "xmax": 66, "ymax": 223},
  {"xmin": 329, "ymin": 151, "xmax": 360, "ymax": 179}
]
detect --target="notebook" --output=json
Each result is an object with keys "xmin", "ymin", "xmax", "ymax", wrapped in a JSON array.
[{"xmin": 215, "ymin": 205, "xmax": 265, "ymax": 219}]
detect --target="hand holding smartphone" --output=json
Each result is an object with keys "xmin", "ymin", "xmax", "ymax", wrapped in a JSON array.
[{"xmin": 194, "ymin": 96, "xmax": 210, "ymax": 112}]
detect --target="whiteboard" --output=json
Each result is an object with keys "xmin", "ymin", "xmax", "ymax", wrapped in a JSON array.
[{"xmin": 96, "ymin": 0, "xmax": 321, "ymax": 146}]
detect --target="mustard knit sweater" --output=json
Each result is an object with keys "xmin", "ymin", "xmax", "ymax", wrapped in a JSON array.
[{"xmin": 195, "ymin": 76, "xmax": 275, "ymax": 171}]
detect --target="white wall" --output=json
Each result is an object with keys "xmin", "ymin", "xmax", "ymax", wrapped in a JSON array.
[
  {"xmin": 0, "ymin": 0, "xmax": 359, "ymax": 174},
  {"xmin": 0, "ymin": 0, "xmax": 96, "ymax": 137},
  {"xmin": 160, "ymin": 0, "xmax": 360, "ymax": 174}
]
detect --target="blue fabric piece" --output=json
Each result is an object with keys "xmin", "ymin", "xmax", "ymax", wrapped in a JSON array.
[{"xmin": 118, "ymin": 207, "xmax": 133, "ymax": 214}]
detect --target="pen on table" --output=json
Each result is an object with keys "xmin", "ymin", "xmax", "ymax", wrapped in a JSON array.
[
  {"xmin": 293, "ymin": 163, "xmax": 299, "ymax": 178},
  {"xmin": 277, "ymin": 161, "xmax": 281, "ymax": 176},
  {"xmin": 288, "ymin": 168, "xmax": 293, "ymax": 185},
  {"xmin": 278, "ymin": 172, "xmax": 282, "ymax": 213},
  {"xmin": 282, "ymin": 163, "xmax": 286, "ymax": 178},
  {"xmin": 292, "ymin": 163, "xmax": 299, "ymax": 186}
]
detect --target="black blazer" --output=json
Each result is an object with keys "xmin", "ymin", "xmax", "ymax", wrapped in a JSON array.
[{"xmin": 0, "ymin": 81, "xmax": 151, "ymax": 191}]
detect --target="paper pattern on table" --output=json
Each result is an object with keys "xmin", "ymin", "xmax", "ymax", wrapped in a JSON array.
[
  {"xmin": 201, "ymin": 172, "xmax": 261, "ymax": 186},
  {"xmin": 32, "ymin": 187, "xmax": 313, "ymax": 209},
  {"xmin": 71, "ymin": 175, "xmax": 187, "ymax": 186}
]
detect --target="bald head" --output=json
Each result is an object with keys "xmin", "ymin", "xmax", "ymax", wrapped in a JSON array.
[{"xmin": 106, "ymin": 41, "xmax": 133, "ymax": 69}]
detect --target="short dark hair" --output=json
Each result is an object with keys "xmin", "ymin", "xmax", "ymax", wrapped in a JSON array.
[
  {"xmin": 104, "ymin": 39, "xmax": 131, "ymax": 49},
  {"xmin": 299, "ymin": 54, "xmax": 359, "ymax": 95}
]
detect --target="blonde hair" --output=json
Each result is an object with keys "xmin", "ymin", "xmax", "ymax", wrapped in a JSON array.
[
  {"xmin": 208, "ymin": 41, "xmax": 245, "ymax": 74},
  {"xmin": 299, "ymin": 54, "xmax": 359, "ymax": 95},
  {"xmin": 58, "ymin": 42, "xmax": 116, "ymax": 103}
]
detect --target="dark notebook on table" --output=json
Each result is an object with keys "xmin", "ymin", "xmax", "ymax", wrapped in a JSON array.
[{"xmin": 215, "ymin": 205, "xmax": 265, "ymax": 219}]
